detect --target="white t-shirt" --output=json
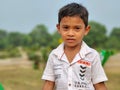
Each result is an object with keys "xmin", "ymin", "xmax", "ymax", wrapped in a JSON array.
[{"xmin": 42, "ymin": 41, "xmax": 108, "ymax": 90}]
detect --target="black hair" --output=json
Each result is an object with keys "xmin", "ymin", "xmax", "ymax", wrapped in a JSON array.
[{"xmin": 58, "ymin": 3, "xmax": 89, "ymax": 27}]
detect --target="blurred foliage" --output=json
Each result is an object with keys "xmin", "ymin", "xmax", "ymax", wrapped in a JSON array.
[
  {"xmin": 106, "ymin": 27, "xmax": 120, "ymax": 50},
  {"xmin": 0, "ymin": 47, "xmax": 21, "ymax": 59},
  {"xmin": 0, "ymin": 21, "xmax": 120, "ymax": 60},
  {"xmin": 50, "ymin": 31, "xmax": 61, "ymax": 49},
  {"xmin": 84, "ymin": 21, "xmax": 107, "ymax": 49},
  {"xmin": 29, "ymin": 24, "xmax": 52, "ymax": 47},
  {"xmin": 40, "ymin": 47, "xmax": 51, "ymax": 63},
  {"xmin": 27, "ymin": 52, "xmax": 41, "ymax": 69}
]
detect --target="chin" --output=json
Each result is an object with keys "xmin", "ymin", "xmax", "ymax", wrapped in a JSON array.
[{"xmin": 65, "ymin": 43, "xmax": 79, "ymax": 48}]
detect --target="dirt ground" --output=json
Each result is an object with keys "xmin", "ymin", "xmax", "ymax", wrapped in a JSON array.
[
  {"xmin": 0, "ymin": 47, "xmax": 32, "ymax": 70},
  {"xmin": 104, "ymin": 53, "xmax": 120, "ymax": 90},
  {"xmin": 105, "ymin": 53, "xmax": 120, "ymax": 73}
]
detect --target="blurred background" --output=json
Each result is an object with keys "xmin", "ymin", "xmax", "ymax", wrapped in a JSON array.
[{"xmin": 0, "ymin": 0, "xmax": 120, "ymax": 90}]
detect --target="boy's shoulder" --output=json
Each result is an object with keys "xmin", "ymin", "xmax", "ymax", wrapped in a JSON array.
[
  {"xmin": 81, "ymin": 41, "xmax": 100, "ymax": 57},
  {"xmin": 49, "ymin": 43, "xmax": 64, "ymax": 58}
]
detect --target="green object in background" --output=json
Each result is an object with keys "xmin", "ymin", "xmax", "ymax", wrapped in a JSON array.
[
  {"xmin": 0, "ymin": 83, "xmax": 4, "ymax": 90},
  {"xmin": 100, "ymin": 50, "xmax": 114, "ymax": 66}
]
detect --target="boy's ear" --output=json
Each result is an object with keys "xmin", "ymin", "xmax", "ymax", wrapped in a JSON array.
[
  {"xmin": 85, "ymin": 25, "xmax": 91, "ymax": 36},
  {"xmin": 56, "ymin": 24, "xmax": 60, "ymax": 33}
]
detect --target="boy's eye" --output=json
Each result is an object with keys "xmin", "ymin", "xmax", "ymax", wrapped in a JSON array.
[
  {"xmin": 76, "ymin": 27, "xmax": 80, "ymax": 29},
  {"xmin": 74, "ymin": 27, "xmax": 81, "ymax": 31},
  {"xmin": 62, "ymin": 26, "xmax": 69, "ymax": 30},
  {"xmin": 63, "ymin": 26, "xmax": 68, "ymax": 29}
]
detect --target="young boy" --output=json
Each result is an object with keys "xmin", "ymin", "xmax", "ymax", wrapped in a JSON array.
[{"xmin": 42, "ymin": 2, "xmax": 108, "ymax": 90}]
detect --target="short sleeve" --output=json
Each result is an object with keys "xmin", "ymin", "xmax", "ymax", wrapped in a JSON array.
[
  {"xmin": 41, "ymin": 53, "xmax": 55, "ymax": 82},
  {"xmin": 91, "ymin": 52, "xmax": 108, "ymax": 84}
]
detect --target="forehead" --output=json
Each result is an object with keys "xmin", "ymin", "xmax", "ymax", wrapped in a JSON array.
[{"xmin": 60, "ymin": 16, "xmax": 84, "ymax": 25}]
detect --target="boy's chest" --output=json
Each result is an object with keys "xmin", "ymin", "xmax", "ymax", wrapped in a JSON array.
[{"xmin": 53, "ymin": 58, "xmax": 93, "ymax": 89}]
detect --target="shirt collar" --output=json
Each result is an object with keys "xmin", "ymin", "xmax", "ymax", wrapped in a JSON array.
[
  {"xmin": 79, "ymin": 41, "xmax": 92, "ymax": 59},
  {"xmin": 52, "ymin": 43, "xmax": 64, "ymax": 59},
  {"xmin": 52, "ymin": 41, "xmax": 92, "ymax": 60}
]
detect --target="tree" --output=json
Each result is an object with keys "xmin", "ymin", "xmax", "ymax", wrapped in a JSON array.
[
  {"xmin": 106, "ymin": 27, "xmax": 120, "ymax": 50},
  {"xmin": 7, "ymin": 32, "xmax": 26, "ymax": 47},
  {"xmin": 50, "ymin": 31, "xmax": 61, "ymax": 49},
  {"xmin": 84, "ymin": 21, "xmax": 107, "ymax": 49},
  {"xmin": 20, "ymin": 35, "xmax": 32, "ymax": 47},
  {"xmin": 0, "ymin": 29, "xmax": 7, "ymax": 39},
  {"xmin": 0, "ymin": 29, "xmax": 8, "ymax": 49},
  {"xmin": 110, "ymin": 27, "xmax": 120, "ymax": 39},
  {"xmin": 29, "ymin": 24, "xmax": 52, "ymax": 47}
]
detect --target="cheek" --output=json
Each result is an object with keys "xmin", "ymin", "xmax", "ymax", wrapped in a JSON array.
[
  {"xmin": 84, "ymin": 31, "xmax": 88, "ymax": 36},
  {"xmin": 80, "ymin": 30, "xmax": 86, "ymax": 37},
  {"xmin": 61, "ymin": 34, "xmax": 66, "ymax": 39},
  {"xmin": 76, "ymin": 33, "xmax": 85, "ymax": 40},
  {"xmin": 60, "ymin": 31, "xmax": 67, "ymax": 37}
]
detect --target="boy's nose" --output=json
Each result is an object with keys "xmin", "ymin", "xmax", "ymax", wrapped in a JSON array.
[{"xmin": 68, "ymin": 29, "xmax": 74, "ymax": 36}]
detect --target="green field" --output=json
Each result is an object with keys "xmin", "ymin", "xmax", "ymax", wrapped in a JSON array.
[
  {"xmin": 0, "ymin": 65, "xmax": 44, "ymax": 90},
  {"xmin": 0, "ymin": 53, "xmax": 120, "ymax": 90}
]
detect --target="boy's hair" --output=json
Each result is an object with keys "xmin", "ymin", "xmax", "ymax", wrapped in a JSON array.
[{"xmin": 58, "ymin": 3, "xmax": 89, "ymax": 27}]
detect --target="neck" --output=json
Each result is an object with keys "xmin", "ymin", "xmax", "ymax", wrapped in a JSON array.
[
  {"xmin": 64, "ymin": 44, "xmax": 81, "ymax": 63},
  {"xmin": 64, "ymin": 42, "xmax": 82, "ymax": 52},
  {"xmin": 64, "ymin": 45, "xmax": 80, "ymax": 52}
]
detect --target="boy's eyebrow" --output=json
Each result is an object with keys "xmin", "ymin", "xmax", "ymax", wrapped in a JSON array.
[
  {"xmin": 62, "ymin": 24, "xmax": 83, "ymax": 27},
  {"xmin": 61, "ymin": 25, "xmax": 84, "ymax": 29},
  {"xmin": 61, "ymin": 24, "xmax": 68, "ymax": 26},
  {"xmin": 60, "ymin": 24, "xmax": 69, "ymax": 27}
]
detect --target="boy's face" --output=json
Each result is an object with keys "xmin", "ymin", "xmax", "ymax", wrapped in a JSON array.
[{"xmin": 57, "ymin": 16, "xmax": 90, "ymax": 47}]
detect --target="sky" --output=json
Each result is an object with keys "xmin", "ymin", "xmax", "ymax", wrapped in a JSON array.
[{"xmin": 0, "ymin": 0, "xmax": 120, "ymax": 34}]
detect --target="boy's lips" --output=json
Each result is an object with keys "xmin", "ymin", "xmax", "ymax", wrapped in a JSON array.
[{"xmin": 66, "ymin": 38, "xmax": 75, "ymax": 42}]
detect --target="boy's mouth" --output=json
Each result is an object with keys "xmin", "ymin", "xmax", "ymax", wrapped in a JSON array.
[{"xmin": 66, "ymin": 38, "xmax": 75, "ymax": 42}]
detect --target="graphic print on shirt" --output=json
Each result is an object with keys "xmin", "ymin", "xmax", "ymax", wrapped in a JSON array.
[
  {"xmin": 78, "ymin": 59, "xmax": 91, "ymax": 81},
  {"xmin": 74, "ymin": 59, "xmax": 91, "ymax": 89},
  {"xmin": 79, "ymin": 65, "xmax": 86, "ymax": 80}
]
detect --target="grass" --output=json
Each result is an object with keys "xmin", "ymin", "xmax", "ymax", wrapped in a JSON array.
[{"xmin": 0, "ymin": 65, "xmax": 44, "ymax": 90}]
